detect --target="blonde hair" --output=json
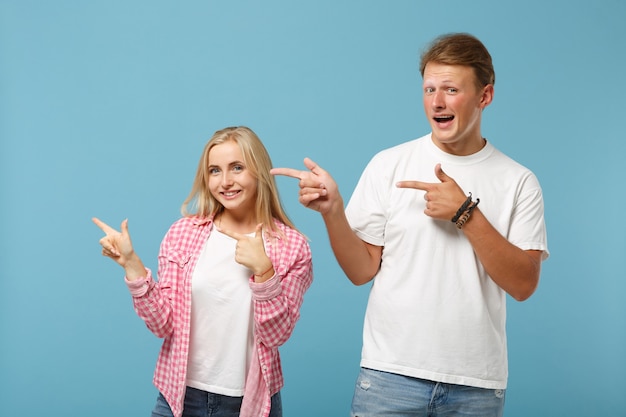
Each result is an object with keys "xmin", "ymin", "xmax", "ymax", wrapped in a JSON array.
[{"xmin": 181, "ymin": 126, "xmax": 297, "ymax": 234}]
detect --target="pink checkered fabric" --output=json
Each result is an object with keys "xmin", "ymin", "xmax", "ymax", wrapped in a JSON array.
[{"xmin": 125, "ymin": 216, "xmax": 313, "ymax": 417}]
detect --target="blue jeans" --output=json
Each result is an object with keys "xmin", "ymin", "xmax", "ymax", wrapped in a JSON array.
[
  {"xmin": 151, "ymin": 386, "xmax": 282, "ymax": 417},
  {"xmin": 350, "ymin": 368, "xmax": 505, "ymax": 417}
]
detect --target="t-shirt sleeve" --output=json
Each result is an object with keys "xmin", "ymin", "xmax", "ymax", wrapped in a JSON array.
[
  {"xmin": 345, "ymin": 155, "xmax": 388, "ymax": 247},
  {"xmin": 509, "ymin": 172, "xmax": 549, "ymax": 259}
]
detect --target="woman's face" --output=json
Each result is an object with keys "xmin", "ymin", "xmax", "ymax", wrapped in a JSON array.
[{"xmin": 207, "ymin": 140, "xmax": 258, "ymax": 219}]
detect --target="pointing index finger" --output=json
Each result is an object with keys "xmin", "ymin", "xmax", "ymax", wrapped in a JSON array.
[
  {"xmin": 218, "ymin": 227, "xmax": 243, "ymax": 241},
  {"xmin": 92, "ymin": 217, "xmax": 116, "ymax": 234},
  {"xmin": 396, "ymin": 180, "xmax": 434, "ymax": 191},
  {"xmin": 270, "ymin": 167, "xmax": 304, "ymax": 180}
]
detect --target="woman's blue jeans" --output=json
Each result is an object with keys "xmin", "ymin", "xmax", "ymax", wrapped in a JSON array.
[{"xmin": 151, "ymin": 386, "xmax": 282, "ymax": 417}]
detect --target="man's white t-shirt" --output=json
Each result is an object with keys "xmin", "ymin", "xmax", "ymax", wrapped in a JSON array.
[{"xmin": 345, "ymin": 134, "xmax": 549, "ymax": 389}]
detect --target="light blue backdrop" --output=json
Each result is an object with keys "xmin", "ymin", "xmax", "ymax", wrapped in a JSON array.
[{"xmin": 1, "ymin": 1, "xmax": 624, "ymax": 416}]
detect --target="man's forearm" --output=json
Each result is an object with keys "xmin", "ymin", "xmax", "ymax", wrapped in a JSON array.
[{"xmin": 463, "ymin": 209, "xmax": 542, "ymax": 301}]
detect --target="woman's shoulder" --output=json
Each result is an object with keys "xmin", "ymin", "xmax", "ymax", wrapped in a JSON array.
[
  {"xmin": 271, "ymin": 219, "xmax": 310, "ymax": 247},
  {"xmin": 165, "ymin": 216, "xmax": 210, "ymax": 238}
]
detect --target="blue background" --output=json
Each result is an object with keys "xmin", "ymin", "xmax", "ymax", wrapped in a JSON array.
[{"xmin": 1, "ymin": 1, "xmax": 624, "ymax": 415}]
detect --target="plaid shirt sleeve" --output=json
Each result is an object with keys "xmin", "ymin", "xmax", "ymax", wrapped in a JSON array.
[
  {"xmin": 251, "ymin": 223, "xmax": 313, "ymax": 348},
  {"xmin": 124, "ymin": 217, "xmax": 207, "ymax": 417},
  {"xmin": 124, "ymin": 267, "xmax": 174, "ymax": 338},
  {"xmin": 240, "ymin": 221, "xmax": 313, "ymax": 417},
  {"xmin": 124, "ymin": 219, "xmax": 196, "ymax": 339}
]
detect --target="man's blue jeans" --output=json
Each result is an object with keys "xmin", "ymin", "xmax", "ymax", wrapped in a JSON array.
[
  {"xmin": 350, "ymin": 367, "xmax": 505, "ymax": 417},
  {"xmin": 151, "ymin": 386, "xmax": 282, "ymax": 417}
]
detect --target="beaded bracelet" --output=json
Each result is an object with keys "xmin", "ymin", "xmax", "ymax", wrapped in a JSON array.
[
  {"xmin": 451, "ymin": 193, "xmax": 474, "ymax": 223},
  {"xmin": 455, "ymin": 199, "xmax": 480, "ymax": 229}
]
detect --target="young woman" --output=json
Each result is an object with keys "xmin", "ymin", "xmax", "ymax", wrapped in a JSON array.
[{"xmin": 93, "ymin": 126, "xmax": 313, "ymax": 417}]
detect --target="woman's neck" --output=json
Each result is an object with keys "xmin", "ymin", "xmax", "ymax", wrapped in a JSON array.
[{"xmin": 215, "ymin": 211, "xmax": 257, "ymax": 234}]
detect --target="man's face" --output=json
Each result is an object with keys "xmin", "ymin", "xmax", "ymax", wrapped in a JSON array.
[{"xmin": 422, "ymin": 62, "xmax": 492, "ymax": 155}]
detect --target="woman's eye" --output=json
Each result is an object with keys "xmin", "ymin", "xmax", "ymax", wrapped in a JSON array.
[
  {"xmin": 209, "ymin": 168, "xmax": 220, "ymax": 175},
  {"xmin": 233, "ymin": 165, "xmax": 244, "ymax": 172}
]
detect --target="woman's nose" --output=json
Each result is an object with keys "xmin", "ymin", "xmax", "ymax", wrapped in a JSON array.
[{"xmin": 221, "ymin": 173, "xmax": 234, "ymax": 186}]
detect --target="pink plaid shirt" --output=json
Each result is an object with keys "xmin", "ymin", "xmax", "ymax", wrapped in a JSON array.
[{"xmin": 125, "ymin": 216, "xmax": 313, "ymax": 417}]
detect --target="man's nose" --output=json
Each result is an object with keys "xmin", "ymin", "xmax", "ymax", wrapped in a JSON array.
[{"xmin": 431, "ymin": 91, "xmax": 445, "ymax": 109}]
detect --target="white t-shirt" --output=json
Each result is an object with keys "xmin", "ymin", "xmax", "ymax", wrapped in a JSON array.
[
  {"xmin": 345, "ymin": 134, "xmax": 549, "ymax": 389},
  {"xmin": 186, "ymin": 229, "xmax": 254, "ymax": 396}
]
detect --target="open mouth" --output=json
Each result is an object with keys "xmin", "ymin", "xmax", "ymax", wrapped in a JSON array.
[
  {"xmin": 221, "ymin": 190, "xmax": 241, "ymax": 198},
  {"xmin": 434, "ymin": 115, "xmax": 454, "ymax": 123}
]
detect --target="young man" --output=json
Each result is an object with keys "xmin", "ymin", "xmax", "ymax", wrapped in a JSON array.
[{"xmin": 272, "ymin": 33, "xmax": 549, "ymax": 416}]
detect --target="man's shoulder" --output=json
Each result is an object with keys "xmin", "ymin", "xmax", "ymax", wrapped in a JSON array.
[
  {"xmin": 372, "ymin": 134, "xmax": 429, "ymax": 160},
  {"xmin": 487, "ymin": 144, "xmax": 536, "ymax": 174}
]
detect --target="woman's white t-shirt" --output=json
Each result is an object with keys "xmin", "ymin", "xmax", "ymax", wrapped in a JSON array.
[{"xmin": 186, "ymin": 228, "xmax": 254, "ymax": 396}]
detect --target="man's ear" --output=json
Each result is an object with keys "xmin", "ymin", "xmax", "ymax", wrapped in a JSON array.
[{"xmin": 480, "ymin": 84, "xmax": 494, "ymax": 109}]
